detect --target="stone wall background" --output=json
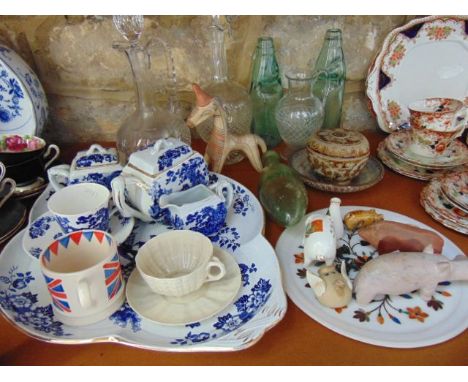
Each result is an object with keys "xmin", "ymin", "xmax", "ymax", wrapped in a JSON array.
[{"xmin": 0, "ymin": 15, "xmax": 413, "ymax": 144}]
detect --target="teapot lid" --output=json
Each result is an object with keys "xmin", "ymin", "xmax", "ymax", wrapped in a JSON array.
[
  {"xmin": 72, "ymin": 144, "xmax": 119, "ymax": 170},
  {"xmin": 128, "ymin": 138, "xmax": 193, "ymax": 176}
]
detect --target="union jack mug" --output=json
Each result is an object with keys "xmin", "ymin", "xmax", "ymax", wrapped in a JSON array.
[{"xmin": 39, "ymin": 230, "xmax": 125, "ymax": 326}]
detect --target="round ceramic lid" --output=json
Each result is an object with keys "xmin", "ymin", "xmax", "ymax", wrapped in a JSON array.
[{"xmin": 307, "ymin": 129, "xmax": 369, "ymax": 158}]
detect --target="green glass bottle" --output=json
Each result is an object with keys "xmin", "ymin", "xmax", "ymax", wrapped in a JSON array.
[
  {"xmin": 259, "ymin": 151, "xmax": 308, "ymax": 227},
  {"xmin": 249, "ymin": 37, "xmax": 283, "ymax": 148},
  {"xmin": 312, "ymin": 29, "xmax": 346, "ymax": 130}
]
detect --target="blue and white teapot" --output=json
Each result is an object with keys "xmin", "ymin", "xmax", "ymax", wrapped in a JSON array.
[
  {"xmin": 111, "ymin": 138, "xmax": 210, "ymax": 222},
  {"xmin": 48, "ymin": 144, "xmax": 122, "ymax": 191}
]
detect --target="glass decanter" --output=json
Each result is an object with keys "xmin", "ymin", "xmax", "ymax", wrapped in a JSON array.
[
  {"xmin": 113, "ymin": 16, "xmax": 191, "ymax": 164},
  {"xmin": 312, "ymin": 28, "xmax": 346, "ymax": 130},
  {"xmin": 249, "ymin": 37, "xmax": 283, "ymax": 149},
  {"xmin": 275, "ymin": 71, "xmax": 324, "ymax": 158},
  {"xmin": 196, "ymin": 15, "xmax": 253, "ymax": 164}
]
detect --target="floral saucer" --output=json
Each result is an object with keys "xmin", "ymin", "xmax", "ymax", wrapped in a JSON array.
[
  {"xmin": 377, "ymin": 141, "xmax": 450, "ymax": 181},
  {"xmin": 440, "ymin": 171, "xmax": 468, "ymax": 212},
  {"xmin": 289, "ymin": 149, "xmax": 384, "ymax": 193},
  {"xmin": 22, "ymin": 210, "xmax": 135, "ymax": 260},
  {"xmin": 420, "ymin": 179, "xmax": 468, "ymax": 235},
  {"xmin": 276, "ymin": 206, "xmax": 467, "ymax": 348},
  {"xmin": 386, "ymin": 131, "xmax": 468, "ymax": 169},
  {"xmin": 126, "ymin": 246, "xmax": 242, "ymax": 326}
]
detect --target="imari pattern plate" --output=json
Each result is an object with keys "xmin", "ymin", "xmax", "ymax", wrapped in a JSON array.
[
  {"xmin": 366, "ymin": 16, "xmax": 468, "ymax": 133},
  {"xmin": 276, "ymin": 206, "xmax": 467, "ymax": 348},
  {"xmin": 0, "ymin": 174, "xmax": 285, "ymax": 352}
]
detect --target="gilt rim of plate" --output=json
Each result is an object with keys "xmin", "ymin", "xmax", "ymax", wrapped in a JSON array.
[
  {"xmin": 289, "ymin": 149, "xmax": 384, "ymax": 193},
  {"xmin": 440, "ymin": 171, "xmax": 468, "ymax": 212},
  {"xmin": 420, "ymin": 180, "xmax": 468, "ymax": 234},
  {"xmin": 420, "ymin": 189, "xmax": 468, "ymax": 235},
  {"xmin": 377, "ymin": 141, "xmax": 437, "ymax": 181},
  {"xmin": 386, "ymin": 131, "xmax": 468, "ymax": 169}
]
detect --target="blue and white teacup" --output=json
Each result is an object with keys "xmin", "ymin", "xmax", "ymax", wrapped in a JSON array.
[
  {"xmin": 159, "ymin": 180, "xmax": 234, "ymax": 236},
  {"xmin": 47, "ymin": 183, "xmax": 123, "ymax": 236}
]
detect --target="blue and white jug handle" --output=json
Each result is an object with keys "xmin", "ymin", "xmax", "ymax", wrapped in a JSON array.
[{"xmin": 209, "ymin": 180, "xmax": 234, "ymax": 209}]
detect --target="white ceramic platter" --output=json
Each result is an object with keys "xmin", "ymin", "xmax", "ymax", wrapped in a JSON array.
[
  {"xmin": 366, "ymin": 16, "xmax": 468, "ymax": 133},
  {"xmin": 276, "ymin": 206, "xmax": 468, "ymax": 348},
  {"xmin": 1, "ymin": 174, "xmax": 285, "ymax": 351}
]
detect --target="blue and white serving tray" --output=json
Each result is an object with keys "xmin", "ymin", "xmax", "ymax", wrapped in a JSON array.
[{"xmin": 1, "ymin": 173, "xmax": 286, "ymax": 352}]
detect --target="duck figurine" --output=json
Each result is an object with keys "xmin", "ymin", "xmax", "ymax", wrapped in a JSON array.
[{"xmin": 306, "ymin": 261, "xmax": 352, "ymax": 308}]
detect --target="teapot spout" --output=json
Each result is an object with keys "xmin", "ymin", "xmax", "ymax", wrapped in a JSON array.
[{"xmin": 329, "ymin": 197, "xmax": 344, "ymax": 245}]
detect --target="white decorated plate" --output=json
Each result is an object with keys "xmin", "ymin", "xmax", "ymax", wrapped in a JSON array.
[
  {"xmin": 276, "ymin": 206, "xmax": 467, "ymax": 348},
  {"xmin": 386, "ymin": 131, "xmax": 468, "ymax": 169},
  {"xmin": 366, "ymin": 16, "xmax": 468, "ymax": 133},
  {"xmin": 0, "ymin": 175, "xmax": 285, "ymax": 351}
]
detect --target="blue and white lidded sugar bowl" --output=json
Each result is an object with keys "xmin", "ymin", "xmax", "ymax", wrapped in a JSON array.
[{"xmin": 47, "ymin": 144, "xmax": 122, "ymax": 191}]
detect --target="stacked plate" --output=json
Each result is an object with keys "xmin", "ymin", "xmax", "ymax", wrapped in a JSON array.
[
  {"xmin": 378, "ymin": 131, "xmax": 468, "ymax": 181},
  {"xmin": 420, "ymin": 170, "xmax": 468, "ymax": 234}
]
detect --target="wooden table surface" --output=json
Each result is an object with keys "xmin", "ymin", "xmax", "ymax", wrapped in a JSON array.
[{"xmin": 0, "ymin": 130, "xmax": 466, "ymax": 366}]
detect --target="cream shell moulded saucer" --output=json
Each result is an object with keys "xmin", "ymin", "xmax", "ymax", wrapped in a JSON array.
[{"xmin": 126, "ymin": 246, "xmax": 242, "ymax": 326}]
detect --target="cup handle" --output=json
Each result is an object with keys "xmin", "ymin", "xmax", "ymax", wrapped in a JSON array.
[
  {"xmin": 209, "ymin": 180, "xmax": 234, "ymax": 209},
  {"xmin": 110, "ymin": 176, "xmax": 152, "ymax": 222},
  {"xmin": 77, "ymin": 279, "xmax": 94, "ymax": 309},
  {"xmin": 43, "ymin": 144, "xmax": 61, "ymax": 170},
  {"xmin": 47, "ymin": 164, "xmax": 71, "ymax": 191},
  {"xmin": 107, "ymin": 204, "xmax": 131, "ymax": 243},
  {"xmin": 0, "ymin": 162, "xmax": 5, "ymax": 181},
  {"xmin": 205, "ymin": 256, "xmax": 226, "ymax": 282},
  {"xmin": 0, "ymin": 178, "xmax": 16, "ymax": 209}
]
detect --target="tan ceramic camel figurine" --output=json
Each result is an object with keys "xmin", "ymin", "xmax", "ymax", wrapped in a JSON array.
[{"xmin": 187, "ymin": 83, "xmax": 267, "ymax": 173}]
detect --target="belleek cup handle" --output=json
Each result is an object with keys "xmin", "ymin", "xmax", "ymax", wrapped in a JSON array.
[
  {"xmin": 47, "ymin": 164, "xmax": 71, "ymax": 191},
  {"xmin": 205, "ymin": 256, "xmax": 226, "ymax": 283}
]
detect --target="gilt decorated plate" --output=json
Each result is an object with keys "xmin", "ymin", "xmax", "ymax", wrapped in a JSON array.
[
  {"xmin": 366, "ymin": 16, "xmax": 468, "ymax": 133},
  {"xmin": 276, "ymin": 206, "xmax": 467, "ymax": 348}
]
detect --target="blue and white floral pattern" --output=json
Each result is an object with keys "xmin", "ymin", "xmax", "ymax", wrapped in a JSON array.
[
  {"xmin": 29, "ymin": 215, "xmax": 55, "ymax": 239},
  {"xmin": 147, "ymin": 156, "xmax": 209, "ymax": 220},
  {"xmin": 239, "ymin": 263, "xmax": 257, "ymax": 287},
  {"xmin": 0, "ymin": 67, "xmax": 24, "ymax": 123},
  {"xmin": 209, "ymin": 224, "xmax": 241, "ymax": 252},
  {"xmin": 0, "ymin": 45, "xmax": 48, "ymax": 135},
  {"xmin": 109, "ymin": 302, "xmax": 142, "ymax": 333},
  {"xmin": 157, "ymin": 145, "xmax": 191, "ymax": 172},
  {"xmin": 56, "ymin": 207, "xmax": 109, "ymax": 233},
  {"xmin": 170, "ymin": 203, "xmax": 228, "ymax": 237},
  {"xmin": 232, "ymin": 184, "xmax": 254, "ymax": 216},
  {"xmin": 76, "ymin": 153, "xmax": 118, "ymax": 169},
  {"xmin": 0, "ymin": 266, "xmax": 69, "ymax": 337},
  {"xmin": 171, "ymin": 278, "xmax": 272, "ymax": 345},
  {"xmin": 69, "ymin": 170, "xmax": 121, "ymax": 190}
]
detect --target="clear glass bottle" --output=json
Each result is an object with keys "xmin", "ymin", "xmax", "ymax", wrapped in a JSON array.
[
  {"xmin": 249, "ymin": 37, "xmax": 283, "ymax": 149},
  {"xmin": 275, "ymin": 71, "xmax": 324, "ymax": 156},
  {"xmin": 312, "ymin": 28, "xmax": 346, "ymax": 130},
  {"xmin": 259, "ymin": 151, "xmax": 308, "ymax": 227},
  {"xmin": 113, "ymin": 16, "xmax": 190, "ymax": 164},
  {"xmin": 196, "ymin": 16, "xmax": 253, "ymax": 164}
]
